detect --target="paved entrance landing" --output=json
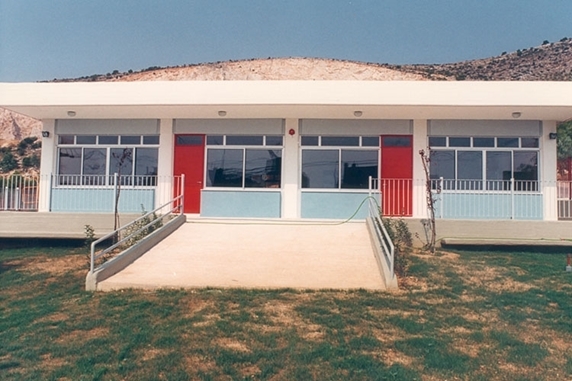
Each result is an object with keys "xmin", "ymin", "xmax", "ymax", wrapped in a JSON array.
[{"xmin": 98, "ymin": 221, "xmax": 384, "ymax": 291}]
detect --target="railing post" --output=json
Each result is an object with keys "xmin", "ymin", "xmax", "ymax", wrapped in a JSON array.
[
  {"xmin": 511, "ymin": 177, "xmax": 515, "ymax": 220},
  {"xmin": 3, "ymin": 186, "xmax": 7, "ymax": 211},
  {"xmin": 113, "ymin": 172, "xmax": 119, "ymax": 212},
  {"xmin": 439, "ymin": 177, "xmax": 444, "ymax": 219},
  {"xmin": 180, "ymin": 174, "xmax": 185, "ymax": 214}
]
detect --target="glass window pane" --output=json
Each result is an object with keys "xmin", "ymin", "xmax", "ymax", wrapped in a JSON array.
[
  {"xmin": 245, "ymin": 149, "xmax": 282, "ymax": 188},
  {"xmin": 497, "ymin": 137, "xmax": 519, "ymax": 147},
  {"xmin": 135, "ymin": 148, "xmax": 158, "ymax": 176},
  {"xmin": 428, "ymin": 137, "xmax": 446, "ymax": 147},
  {"xmin": 265, "ymin": 136, "xmax": 283, "ymax": 146},
  {"xmin": 99, "ymin": 135, "xmax": 118, "ymax": 145},
  {"xmin": 361, "ymin": 136, "xmax": 380, "ymax": 147},
  {"xmin": 341, "ymin": 150, "xmax": 378, "ymax": 189},
  {"xmin": 449, "ymin": 137, "xmax": 471, "ymax": 147},
  {"xmin": 177, "ymin": 135, "xmax": 203, "ymax": 145},
  {"xmin": 206, "ymin": 135, "xmax": 223, "ymax": 145},
  {"xmin": 301, "ymin": 136, "xmax": 319, "ymax": 146},
  {"xmin": 473, "ymin": 137, "xmax": 495, "ymax": 147},
  {"xmin": 486, "ymin": 151, "xmax": 511, "ymax": 190},
  {"xmin": 226, "ymin": 135, "xmax": 263, "ymax": 145},
  {"xmin": 83, "ymin": 148, "xmax": 107, "ymax": 185},
  {"xmin": 206, "ymin": 149, "xmax": 243, "ymax": 187},
  {"xmin": 430, "ymin": 150, "xmax": 455, "ymax": 190},
  {"xmin": 521, "ymin": 137, "xmax": 539, "ymax": 148},
  {"xmin": 143, "ymin": 135, "xmax": 160, "ymax": 145},
  {"xmin": 322, "ymin": 136, "xmax": 359, "ymax": 146},
  {"xmin": 514, "ymin": 151, "xmax": 538, "ymax": 184},
  {"xmin": 58, "ymin": 148, "xmax": 82, "ymax": 174},
  {"xmin": 382, "ymin": 136, "xmax": 411, "ymax": 147},
  {"xmin": 120, "ymin": 135, "xmax": 140, "ymax": 145},
  {"xmin": 58, "ymin": 135, "xmax": 75, "ymax": 144},
  {"xmin": 135, "ymin": 148, "xmax": 158, "ymax": 186},
  {"xmin": 76, "ymin": 135, "xmax": 96, "ymax": 144},
  {"xmin": 457, "ymin": 151, "xmax": 483, "ymax": 190},
  {"xmin": 110, "ymin": 148, "xmax": 133, "ymax": 176},
  {"xmin": 301, "ymin": 150, "xmax": 339, "ymax": 188}
]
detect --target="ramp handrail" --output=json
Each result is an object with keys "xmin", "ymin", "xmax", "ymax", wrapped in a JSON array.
[
  {"xmin": 89, "ymin": 176, "xmax": 185, "ymax": 273},
  {"xmin": 368, "ymin": 177, "xmax": 395, "ymax": 280}
]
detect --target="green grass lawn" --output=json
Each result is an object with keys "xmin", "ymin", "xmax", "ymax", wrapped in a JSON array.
[{"xmin": 1, "ymin": 242, "xmax": 571, "ymax": 381}]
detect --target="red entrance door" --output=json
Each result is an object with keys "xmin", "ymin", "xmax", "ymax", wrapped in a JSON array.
[
  {"xmin": 380, "ymin": 135, "xmax": 413, "ymax": 216},
  {"xmin": 174, "ymin": 135, "xmax": 205, "ymax": 213}
]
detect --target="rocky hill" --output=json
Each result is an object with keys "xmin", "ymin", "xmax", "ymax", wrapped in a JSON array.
[
  {"xmin": 392, "ymin": 38, "xmax": 572, "ymax": 81},
  {"xmin": 1, "ymin": 38, "xmax": 571, "ymax": 148}
]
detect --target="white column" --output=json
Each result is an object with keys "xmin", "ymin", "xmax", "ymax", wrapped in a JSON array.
[
  {"xmin": 542, "ymin": 120, "xmax": 558, "ymax": 221},
  {"xmin": 412, "ymin": 119, "xmax": 428, "ymax": 218},
  {"xmin": 282, "ymin": 118, "xmax": 300, "ymax": 218},
  {"xmin": 38, "ymin": 119, "xmax": 55, "ymax": 212},
  {"xmin": 156, "ymin": 119, "xmax": 174, "ymax": 208}
]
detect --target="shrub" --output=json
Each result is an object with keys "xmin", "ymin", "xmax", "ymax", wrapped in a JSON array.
[
  {"xmin": 382, "ymin": 218, "xmax": 413, "ymax": 278},
  {"xmin": 0, "ymin": 152, "xmax": 18, "ymax": 172},
  {"xmin": 22, "ymin": 155, "xmax": 40, "ymax": 168}
]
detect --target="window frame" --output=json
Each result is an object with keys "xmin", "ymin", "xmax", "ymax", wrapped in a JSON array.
[
  {"xmin": 204, "ymin": 135, "xmax": 284, "ymax": 190},
  {"xmin": 56, "ymin": 134, "xmax": 159, "ymax": 187},
  {"xmin": 300, "ymin": 135, "xmax": 380, "ymax": 191},
  {"xmin": 428, "ymin": 136, "xmax": 540, "ymax": 192}
]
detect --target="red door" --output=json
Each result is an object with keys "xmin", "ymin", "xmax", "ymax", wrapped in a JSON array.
[
  {"xmin": 174, "ymin": 135, "xmax": 205, "ymax": 213},
  {"xmin": 380, "ymin": 135, "xmax": 413, "ymax": 216}
]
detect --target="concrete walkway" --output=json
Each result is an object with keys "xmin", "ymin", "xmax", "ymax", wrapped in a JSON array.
[{"xmin": 98, "ymin": 220, "xmax": 384, "ymax": 291}]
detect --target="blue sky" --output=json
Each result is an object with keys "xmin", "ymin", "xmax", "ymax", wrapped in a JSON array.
[{"xmin": 1, "ymin": 0, "xmax": 571, "ymax": 82}]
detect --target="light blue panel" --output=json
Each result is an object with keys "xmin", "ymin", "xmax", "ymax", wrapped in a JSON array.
[
  {"xmin": 201, "ymin": 191, "xmax": 281, "ymax": 218},
  {"xmin": 117, "ymin": 189, "xmax": 155, "ymax": 213},
  {"xmin": 433, "ymin": 192, "xmax": 543, "ymax": 220},
  {"xmin": 51, "ymin": 188, "xmax": 154, "ymax": 213},
  {"xmin": 301, "ymin": 192, "xmax": 374, "ymax": 219}
]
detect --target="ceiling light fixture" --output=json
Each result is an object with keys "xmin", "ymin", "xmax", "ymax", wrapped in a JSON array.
[
  {"xmin": 512, "ymin": 112, "xmax": 521, "ymax": 119},
  {"xmin": 354, "ymin": 111, "xmax": 363, "ymax": 117},
  {"xmin": 218, "ymin": 110, "xmax": 227, "ymax": 117},
  {"xmin": 67, "ymin": 111, "xmax": 76, "ymax": 117}
]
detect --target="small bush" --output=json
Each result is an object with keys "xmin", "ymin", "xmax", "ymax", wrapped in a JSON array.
[
  {"xmin": 0, "ymin": 152, "xmax": 18, "ymax": 172},
  {"xmin": 382, "ymin": 218, "xmax": 413, "ymax": 278},
  {"xmin": 22, "ymin": 155, "xmax": 40, "ymax": 168}
]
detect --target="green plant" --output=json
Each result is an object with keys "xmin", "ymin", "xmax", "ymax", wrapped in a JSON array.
[
  {"xmin": 22, "ymin": 155, "xmax": 40, "ymax": 168},
  {"xmin": 122, "ymin": 206, "xmax": 163, "ymax": 247},
  {"xmin": 0, "ymin": 152, "xmax": 18, "ymax": 172},
  {"xmin": 382, "ymin": 218, "xmax": 413, "ymax": 278}
]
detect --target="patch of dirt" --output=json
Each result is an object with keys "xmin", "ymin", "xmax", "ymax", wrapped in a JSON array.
[
  {"xmin": 455, "ymin": 265, "xmax": 533, "ymax": 293},
  {"xmin": 56, "ymin": 326, "xmax": 109, "ymax": 344},
  {"xmin": 185, "ymin": 354, "xmax": 217, "ymax": 373},
  {"xmin": 140, "ymin": 348, "xmax": 169, "ymax": 362},
  {"xmin": 35, "ymin": 312, "xmax": 69, "ymax": 323},
  {"xmin": 215, "ymin": 338, "xmax": 250, "ymax": 352},
  {"xmin": 7, "ymin": 254, "xmax": 85, "ymax": 276},
  {"xmin": 240, "ymin": 364, "xmax": 261, "ymax": 378},
  {"xmin": 40, "ymin": 353, "xmax": 67, "ymax": 369},
  {"xmin": 379, "ymin": 348, "xmax": 415, "ymax": 367}
]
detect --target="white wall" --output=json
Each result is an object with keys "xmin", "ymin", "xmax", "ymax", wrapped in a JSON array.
[
  {"xmin": 282, "ymin": 119, "xmax": 300, "ymax": 218},
  {"xmin": 542, "ymin": 120, "xmax": 558, "ymax": 221},
  {"xmin": 38, "ymin": 119, "xmax": 55, "ymax": 212}
]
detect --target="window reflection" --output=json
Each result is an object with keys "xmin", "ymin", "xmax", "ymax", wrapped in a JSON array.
[
  {"xmin": 341, "ymin": 150, "xmax": 378, "ymax": 189},
  {"xmin": 302, "ymin": 150, "xmax": 339, "ymax": 188},
  {"xmin": 206, "ymin": 149, "xmax": 243, "ymax": 187},
  {"xmin": 245, "ymin": 150, "xmax": 281, "ymax": 188}
]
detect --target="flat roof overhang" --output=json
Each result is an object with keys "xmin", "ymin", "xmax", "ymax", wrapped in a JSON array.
[{"xmin": 1, "ymin": 80, "xmax": 572, "ymax": 121}]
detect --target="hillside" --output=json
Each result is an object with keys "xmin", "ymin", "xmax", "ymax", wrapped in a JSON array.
[{"xmin": 1, "ymin": 38, "xmax": 571, "ymax": 161}]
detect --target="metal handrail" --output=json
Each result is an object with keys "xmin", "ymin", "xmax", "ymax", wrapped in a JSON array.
[
  {"xmin": 368, "ymin": 176, "xmax": 395, "ymax": 279},
  {"xmin": 89, "ymin": 175, "xmax": 185, "ymax": 273}
]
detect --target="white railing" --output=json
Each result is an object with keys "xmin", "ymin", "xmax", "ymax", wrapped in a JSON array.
[
  {"xmin": 50, "ymin": 174, "xmax": 182, "ymax": 213},
  {"xmin": 89, "ymin": 194, "xmax": 184, "ymax": 273},
  {"xmin": 430, "ymin": 178, "xmax": 546, "ymax": 220},
  {"xmin": 89, "ymin": 187, "xmax": 185, "ymax": 273},
  {"xmin": 368, "ymin": 177, "xmax": 395, "ymax": 279},
  {"xmin": 558, "ymin": 181, "xmax": 572, "ymax": 220},
  {"xmin": 0, "ymin": 175, "xmax": 39, "ymax": 211}
]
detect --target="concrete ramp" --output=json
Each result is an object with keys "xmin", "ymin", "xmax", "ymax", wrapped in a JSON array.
[{"xmin": 98, "ymin": 220, "xmax": 384, "ymax": 290}]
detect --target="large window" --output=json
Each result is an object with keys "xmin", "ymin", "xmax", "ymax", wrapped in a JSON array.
[
  {"xmin": 429, "ymin": 136, "xmax": 539, "ymax": 191},
  {"xmin": 206, "ymin": 135, "xmax": 282, "ymax": 188},
  {"xmin": 301, "ymin": 136, "xmax": 379, "ymax": 189},
  {"xmin": 57, "ymin": 135, "xmax": 159, "ymax": 186}
]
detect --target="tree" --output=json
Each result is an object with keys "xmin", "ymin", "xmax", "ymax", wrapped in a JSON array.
[
  {"xmin": 0, "ymin": 152, "xmax": 18, "ymax": 172},
  {"xmin": 557, "ymin": 120, "xmax": 572, "ymax": 160}
]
